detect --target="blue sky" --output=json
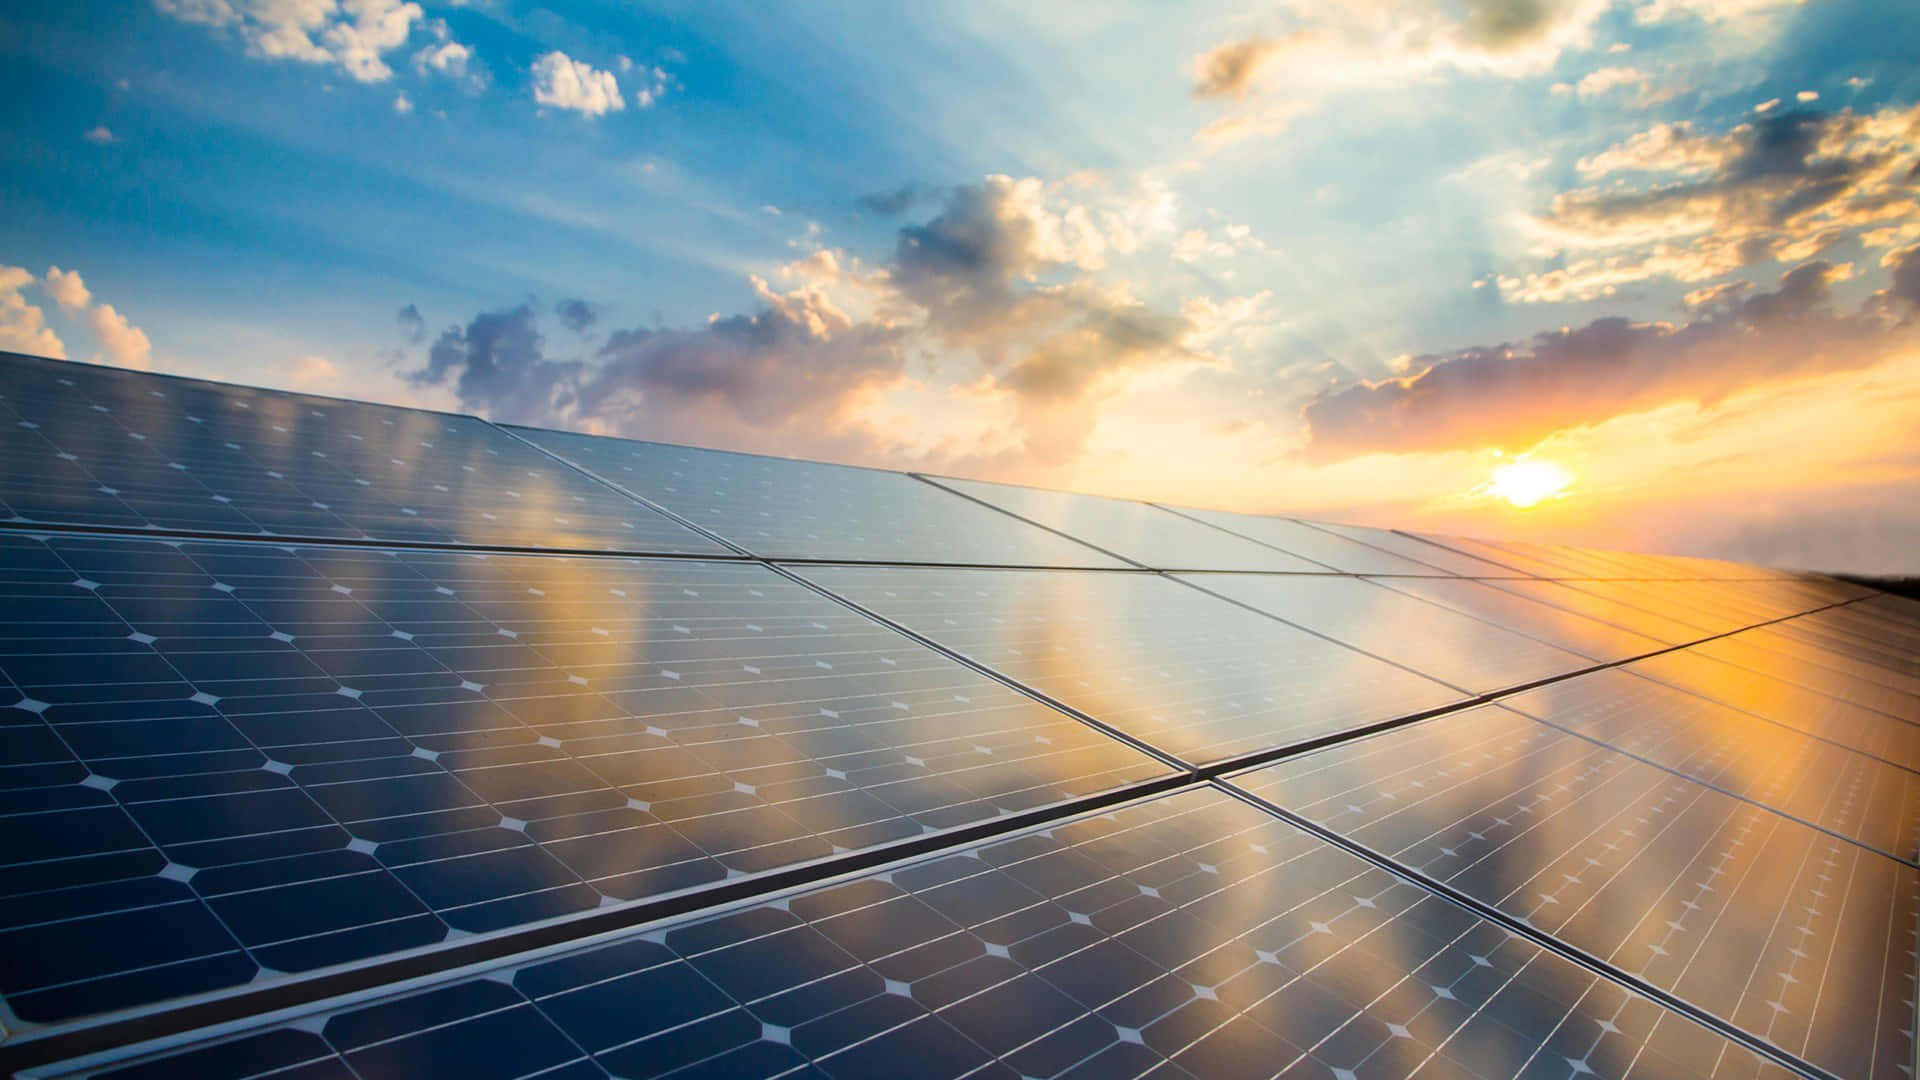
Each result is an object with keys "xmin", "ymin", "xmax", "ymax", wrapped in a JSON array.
[{"xmin": 3, "ymin": 0, "xmax": 1918, "ymax": 571}]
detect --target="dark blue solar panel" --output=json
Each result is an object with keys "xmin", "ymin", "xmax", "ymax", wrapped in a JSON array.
[
  {"xmin": 794, "ymin": 566, "xmax": 1465, "ymax": 766},
  {"xmin": 0, "ymin": 533, "xmax": 1168, "ymax": 1025},
  {"xmin": 75, "ymin": 788, "xmax": 1795, "ymax": 1080},
  {"xmin": 1230, "ymin": 704, "xmax": 1919, "ymax": 1080},
  {"xmin": 0, "ymin": 352, "xmax": 723, "ymax": 554},
  {"xmin": 506, "ymin": 427, "xmax": 1127, "ymax": 568}
]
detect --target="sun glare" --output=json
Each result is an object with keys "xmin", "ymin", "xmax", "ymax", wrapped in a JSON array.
[{"xmin": 1485, "ymin": 460, "xmax": 1575, "ymax": 508}]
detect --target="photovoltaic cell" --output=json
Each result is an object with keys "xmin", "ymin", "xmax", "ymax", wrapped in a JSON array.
[
  {"xmin": 0, "ymin": 352, "xmax": 723, "ymax": 554},
  {"xmin": 1180, "ymin": 574, "xmax": 1594, "ymax": 695},
  {"xmin": 1499, "ymin": 667, "xmax": 1920, "ymax": 862},
  {"xmin": 793, "ymin": 566, "xmax": 1465, "ymax": 767},
  {"xmin": 1368, "ymin": 577, "xmax": 1667, "ymax": 663},
  {"xmin": 1160, "ymin": 507, "xmax": 1448, "ymax": 576},
  {"xmin": 63, "ymin": 788, "xmax": 1796, "ymax": 1080},
  {"xmin": 1688, "ymin": 628, "xmax": 1920, "ymax": 717},
  {"xmin": 928, "ymin": 478, "xmax": 1327, "ymax": 572},
  {"xmin": 0, "ymin": 534, "xmax": 1169, "ymax": 1025},
  {"xmin": 1229, "ymin": 705, "xmax": 1920, "ymax": 1080},
  {"xmin": 505, "ymin": 427, "xmax": 1125, "ymax": 568}
]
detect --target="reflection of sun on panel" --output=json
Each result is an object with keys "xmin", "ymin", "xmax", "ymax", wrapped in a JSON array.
[{"xmin": 1482, "ymin": 460, "xmax": 1575, "ymax": 508}]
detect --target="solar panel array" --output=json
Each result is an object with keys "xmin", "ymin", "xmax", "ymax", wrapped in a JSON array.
[{"xmin": 0, "ymin": 350, "xmax": 1913, "ymax": 1080}]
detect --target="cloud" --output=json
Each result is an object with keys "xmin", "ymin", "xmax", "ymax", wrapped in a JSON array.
[
  {"xmin": 407, "ymin": 176, "xmax": 1212, "ymax": 467},
  {"xmin": 1505, "ymin": 104, "xmax": 1920, "ymax": 301},
  {"xmin": 412, "ymin": 39, "xmax": 482, "ymax": 88},
  {"xmin": 1302, "ymin": 260, "xmax": 1915, "ymax": 460},
  {"xmin": 89, "ymin": 304, "xmax": 153, "ymax": 369},
  {"xmin": 83, "ymin": 126, "xmax": 116, "ymax": 145},
  {"xmin": 529, "ymin": 51, "xmax": 623, "ymax": 116},
  {"xmin": 554, "ymin": 298, "xmax": 596, "ymax": 333},
  {"xmin": 42, "ymin": 266, "xmax": 91, "ymax": 311},
  {"xmin": 1191, "ymin": 37, "xmax": 1287, "ymax": 99},
  {"xmin": 156, "ymin": 0, "xmax": 426, "ymax": 83},
  {"xmin": 1550, "ymin": 65, "xmax": 1652, "ymax": 100},
  {"xmin": 630, "ymin": 65, "xmax": 668, "ymax": 108},
  {"xmin": 857, "ymin": 184, "xmax": 926, "ymax": 216},
  {"xmin": 396, "ymin": 303, "xmax": 425, "ymax": 343},
  {"xmin": 392, "ymin": 92, "xmax": 412, "ymax": 114},
  {"xmin": 0, "ymin": 267, "xmax": 66, "ymax": 359}
]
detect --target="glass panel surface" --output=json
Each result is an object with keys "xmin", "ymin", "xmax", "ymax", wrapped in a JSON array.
[
  {"xmin": 508, "ymin": 427, "xmax": 1126, "ymax": 568},
  {"xmin": 0, "ymin": 534, "xmax": 1167, "ymax": 1025},
  {"xmin": 795, "ymin": 566, "xmax": 1464, "ymax": 766},
  {"xmin": 931, "ymin": 478, "xmax": 1326, "ymax": 572},
  {"xmin": 1231, "ymin": 706, "xmax": 1920, "ymax": 1080},
  {"xmin": 1182, "ymin": 574, "xmax": 1593, "ymax": 695},
  {"xmin": 1311, "ymin": 522, "xmax": 1526, "ymax": 577},
  {"xmin": 0, "ymin": 352, "xmax": 721, "ymax": 553},
  {"xmin": 1373, "ymin": 578, "xmax": 1666, "ymax": 663},
  {"xmin": 1168, "ymin": 508, "xmax": 1447, "ymax": 575},
  {"xmin": 76, "ymin": 788, "xmax": 1793, "ymax": 1080},
  {"xmin": 1627, "ymin": 649, "xmax": 1920, "ymax": 769},
  {"xmin": 1500, "ymin": 668, "xmax": 1920, "ymax": 862},
  {"xmin": 1690, "ymin": 629, "xmax": 1920, "ymax": 716},
  {"xmin": 1479, "ymin": 578, "xmax": 1706, "ymax": 645}
]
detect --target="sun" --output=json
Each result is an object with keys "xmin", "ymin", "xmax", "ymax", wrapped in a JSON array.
[{"xmin": 1484, "ymin": 460, "xmax": 1575, "ymax": 508}]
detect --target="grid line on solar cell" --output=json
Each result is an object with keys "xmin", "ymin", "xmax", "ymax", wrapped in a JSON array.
[
  {"xmin": 0, "ymin": 533, "xmax": 1170, "ymax": 1027},
  {"xmin": 0, "ymin": 353, "xmax": 723, "ymax": 556},
  {"xmin": 1155, "ymin": 505, "xmax": 1458, "ymax": 577},
  {"xmin": 1228, "ymin": 705, "xmax": 1919, "ymax": 1080},
  {"xmin": 35, "ymin": 787, "xmax": 1800, "ymax": 1080}
]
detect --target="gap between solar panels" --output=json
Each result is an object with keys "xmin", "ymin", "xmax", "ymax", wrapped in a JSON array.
[{"xmin": 0, "ymin": 407, "xmax": 1882, "ymax": 1075}]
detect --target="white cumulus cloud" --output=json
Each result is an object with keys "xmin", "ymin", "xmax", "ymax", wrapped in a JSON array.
[
  {"xmin": 530, "ymin": 51, "xmax": 623, "ymax": 116},
  {"xmin": 154, "ymin": 0, "xmax": 425, "ymax": 83}
]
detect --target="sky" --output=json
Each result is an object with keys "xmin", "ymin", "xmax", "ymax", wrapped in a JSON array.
[{"xmin": 2, "ymin": 0, "xmax": 1918, "ymax": 574}]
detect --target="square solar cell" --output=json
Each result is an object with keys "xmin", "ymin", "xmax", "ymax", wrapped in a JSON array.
[
  {"xmin": 1182, "ymin": 573, "xmax": 1594, "ymax": 695},
  {"xmin": 1230, "ymin": 705, "xmax": 1919, "ymax": 1080},
  {"xmin": 928, "ymin": 477, "xmax": 1326, "ymax": 572},
  {"xmin": 795, "ymin": 566, "xmax": 1465, "ymax": 767},
  {"xmin": 506, "ymin": 426, "xmax": 1126, "ymax": 568},
  {"xmin": 0, "ymin": 533, "xmax": 1170, "ymax": 1026},
  {"xmin": 1501, "ymin": 667, "xmax": 1920, "ymax": 862},
  {"xmin": 0, "ymin": 352, "xmax": 723, "ymax": 554},
  {"xmin": 63, "ymin": 788, "xmax": 1797, "ymax": 1080},
  {"xmin": 1162, "ymin": 507, "xmax": 1450, "ymax": 575}
]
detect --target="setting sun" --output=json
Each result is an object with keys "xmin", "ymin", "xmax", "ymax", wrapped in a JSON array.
[{"xmin": 1485, "ymin": 460, "xmax": 1575, "ymax": 509}]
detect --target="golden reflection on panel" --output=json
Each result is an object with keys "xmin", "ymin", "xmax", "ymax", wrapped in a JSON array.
[
  {"xmin": 1232, "ymin": 705, "xmax": 1919, "ymax": 1080},
  {"xmin": 1502, "ymin": 667, "xmax": 1920, "ymax": 861},
  {"xmin": 796, "ymin": 566, "xmax": 1466, "ymax": 766}
]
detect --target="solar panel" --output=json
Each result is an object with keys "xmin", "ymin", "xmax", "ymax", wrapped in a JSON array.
[
  {"xmin": 1158, "ymin": 507, "xmax": 1450, "ymax": 576},
  {"xmin": 62, "ymin": 788, "xmax": 1800, "ymax": 1080},
  {"xmin": 0, "ymin": 352, "xmax": 723, "ymax": 554},
  {"xmin": 1625, "ymin": 649, "xmax": 1920, "ymax": 769},
  {"xmin": 0, "ymin": 533, "xmax": 1170, "ymax": 1025},
  {"xmin": 506, "ymin": 427, "xmax": 1125, "ymax": 568},
  {"xmin": 791, "ymin": 566, "xmax": 1465, "ymax": 766},
  {"xmin": 1368, "ymin": 577, "xmax": 1668, "ymax": 663},
  {"xmin": 1179, "ymin": 573, "xmax": 1595, "ymax": 695},
  {"xmin": 926, "ymin": 477, "xmax": 1326, "ymax": 572},
  {"xmin": 1228, "ymin": 705, "xmax": 1920, "ymax": 1080},
  {"xmin": 1, "ymin": 352, "xmax": 1911, "ymax": 1080},
  {"xmin": 1499, "ymin": 667, "xmax": 1920, "ymax": 862},
  {"xmin": 1309, "ymin": 522, "xmax": 1529, "ymax": 577}
]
